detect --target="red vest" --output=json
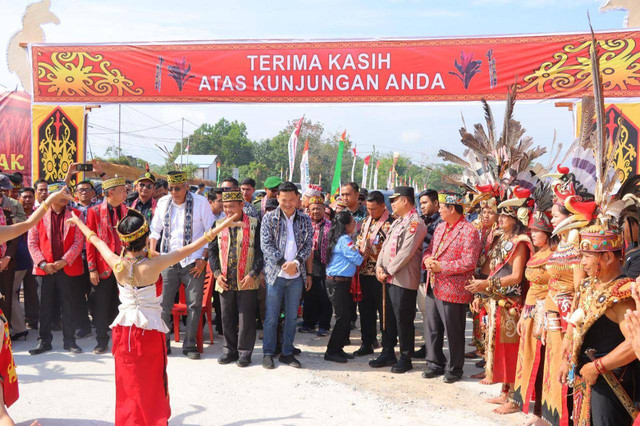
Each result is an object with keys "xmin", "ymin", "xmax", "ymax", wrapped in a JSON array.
[{"xmin": 33, "ymin": 207, "xmax": 84, "ymax": 277}]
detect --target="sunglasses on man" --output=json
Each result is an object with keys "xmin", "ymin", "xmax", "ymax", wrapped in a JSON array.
[
  {"xmin": 138, "ymin": 183, "xmax": 154, "ymax": 190},
  {"xmin": 168, "ymin": 186, "xmax": 184, "ymax": 192}
]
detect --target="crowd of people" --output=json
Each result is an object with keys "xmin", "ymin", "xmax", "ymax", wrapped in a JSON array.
[{"xmin": 1, "ymin": 105, "xmax": 640, "ymax": 426}]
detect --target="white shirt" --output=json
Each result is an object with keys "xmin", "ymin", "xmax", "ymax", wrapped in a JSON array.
[
  {"xmin": 150, "ymin": 193, "xmax": 215, "ymax": 267},
  {"xmin": 278, "ymin": 212, "xmax": 301, "ymax": 279}
]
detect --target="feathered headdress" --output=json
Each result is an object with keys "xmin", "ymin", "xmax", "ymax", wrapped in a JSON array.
[
  {"xmin": 497, "ymin": 185, "xmax": 534, "ymax": 226},
  {"xmin": 577, "ymin": 27, "xmax": 625, "ymax": 233},
  {"xmin": 529, "ymin": 181, "xmax": 555, "ymax": 233},
  {"xmin": 438, "ymin": 85, "xmax": 547, "ymax": 205}
]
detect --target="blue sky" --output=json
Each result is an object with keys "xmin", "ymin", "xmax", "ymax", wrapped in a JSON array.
[{"xmin": 0, "ymin": 0, "xmax": 630, "ymax": 166}]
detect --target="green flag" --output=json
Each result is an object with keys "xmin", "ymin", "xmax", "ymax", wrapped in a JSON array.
[{"xmin": 331, "ymin": 130, "xmax": 346, "ymax": 197}]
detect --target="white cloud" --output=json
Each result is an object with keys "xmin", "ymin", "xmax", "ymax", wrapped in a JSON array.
[{"xmin": 401, "ymin": 129, "xmax": 423, "ymax": 143}]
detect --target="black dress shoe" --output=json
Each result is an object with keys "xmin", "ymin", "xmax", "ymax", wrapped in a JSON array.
[
  {"xmin": 262, "ymin": 355, "xmax": 275, "ymax": 369},
  {"xmin": 75, "ymin": 328, "xmax": 92, "ymax": 339},
  {"xmin": 218, "ymin": 353, "xmax": 239, "ymax": 365},
  {"xmin": 353, "ymin": 345, "xmax": 374, "ymax": 357},
  {"xmin": 93, "ymin": 345, "xmax": 108, "ymax": 354},
  {"xmin": 10, "ymin": 331, "xmax": 28, "ymax": 341},
  {"xmin": 338, "ymin": 349, "xmax": 354, "ymax": 360},
  {"xmin": 29, "ymin": 342, "xmax": 52, "ymax": 355},
  {"xmin": 64, "ymin": 344, "xmax": 82, "ymax": 354},
  {"xmin": 186, "ymin": 351, "xmax": 200, "ymax": 360},
  {"xmin": 422, "ymin": 367, "xmax": 444, "ymax": 379},
  {"xmin": 292, "ymin": 347, "xmax": 302, "ymax": 356},
  {"xmin": 183, "ymin": 346, "xmax": 198, "ymax": 355},
  {"xmin": 372, "ymin": 339, "xmax": 380, "ymax": 349},
  {"xmin": 279, "ymin": 354, "xmax": 302, "ymax": 368},
  {"xmin": 412, "ymin": 345, "xmax": 426, "ymax": 359},
  {"xmin": 443, "ymin": 372, "xmax": 463, "ymax": 383},
  {"xmin": 369, "ymin": 351, "xmax": 397, "ymax": 368},
  {"xmin": 237, "ymin": 357, "xmax": 251, "ymax": 367},
  {"xmin": 324, "ymin": 352, "xmax": 347, "ymax": 363},
  {"xmin": 391, "ymin": 357, "xmax": 413, "ymax": 374}
]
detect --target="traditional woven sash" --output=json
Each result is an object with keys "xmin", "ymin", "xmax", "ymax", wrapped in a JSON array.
[
  {"xmin": 359, "ymin": 209, "xmax": 390, "ymax": 251},
  {"xmin": 98, "ymin": 201, "xmax": 124, "ymax": 252},
  {"xmin": 311, "ymin": 219, "xmax": 330, "ymax": 264},
  {"xmin": 161, "ymin": 192, "xmax": 193, "ymax": 253},
  {"xmin": 387, "ymin": 208, "xmax": 417, "ymax": 282},
  {"xmin": 219, "ymin": 214, "xmax": 254, "ymax": 281},
  {"xmin": 131, "ymin": 197, "xmax": 157, "ymax": 223}
]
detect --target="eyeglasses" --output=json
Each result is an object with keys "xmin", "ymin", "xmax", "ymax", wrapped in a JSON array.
[
  {"xmin": 168, "ymin": 186, "xmax": 184, "ymax": 192},
  {"xmin": 138, "ymin": 183, "xmax": 154, "ymax": 189}
]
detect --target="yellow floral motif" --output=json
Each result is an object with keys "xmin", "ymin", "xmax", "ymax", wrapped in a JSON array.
[
  {"xmin": 38, "ymin": 52, "xmax": 143, "ymax": 97},
  {"xmin": 2, "ymin": 317, "xmax": 16, "ymax": 384},
  {"xmin": 613, "ymin": 115, "xmax": 637, "ymax": 182},
  {"xmin": 518, "ymin": 39, "xmax": 640, "ymax": 94},
  {"xmin": 39, "ymin": 110, "xmax": 77, "ymax": 182}
]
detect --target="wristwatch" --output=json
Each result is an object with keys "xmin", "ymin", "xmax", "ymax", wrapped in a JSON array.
[{"xmin": 38, "ymin": 260, "xmax": 47, "ymax": 270}]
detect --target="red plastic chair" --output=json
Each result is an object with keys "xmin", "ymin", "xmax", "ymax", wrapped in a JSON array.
[{"xmin": 171, "ymin": 265, "xmax": 215, "ymax": 353}]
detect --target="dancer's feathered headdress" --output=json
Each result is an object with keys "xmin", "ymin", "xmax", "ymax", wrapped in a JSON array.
[{"xmin": 438, "ymin": 85, "xmax": 547, "ymax": 206}]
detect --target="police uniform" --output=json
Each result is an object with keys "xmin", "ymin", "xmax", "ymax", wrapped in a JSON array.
[{"xmin": 372, "ymin": 187, "xmax": 427, "ymax": 373}]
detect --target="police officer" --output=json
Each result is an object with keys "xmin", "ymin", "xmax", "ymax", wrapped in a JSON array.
[{"xmin": 370, "ymin": 186, "xmax": 427, "ymax": 373}]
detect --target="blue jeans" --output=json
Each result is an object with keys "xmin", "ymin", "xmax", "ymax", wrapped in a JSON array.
[{"xmin": 262, "ymin": 276, "xmax": 303, "ymax": 356}]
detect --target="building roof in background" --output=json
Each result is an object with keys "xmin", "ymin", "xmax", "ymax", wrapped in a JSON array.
[{"xmin": 175, "ymin": 155, "xmax": 218, "ymax": 168}]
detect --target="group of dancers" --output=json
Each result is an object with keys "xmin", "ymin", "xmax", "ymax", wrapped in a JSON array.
[{"xmin": 435, "ymin": 78, "xmax": 640, "ymax": 424}]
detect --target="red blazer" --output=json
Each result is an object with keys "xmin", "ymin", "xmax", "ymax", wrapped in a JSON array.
[
  {"xmin": 28, "ymin": 207, "xmax": 85, "ymax": 277},
  {"xmin": 86, "ymin": 201, "xmax": 128, "ymax": 279},
  {"xmin": 423, "ymin": 219, "xmax": 481, "ymax": 304}
]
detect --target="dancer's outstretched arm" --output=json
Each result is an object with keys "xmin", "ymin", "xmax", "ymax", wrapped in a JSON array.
[
  {"xmin": 0, "ymin": 189, "xmax": 73, "ymax": 244},
  {"xmin": 67, "ymin": 212, "xmax": 243, "ymax": 286}
]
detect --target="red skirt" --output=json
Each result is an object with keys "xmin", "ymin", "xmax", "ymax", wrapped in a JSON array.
[
  {"xmin": 486, "ymin": 301, "xmax": 520, "ymax": 384},
  {"xmin": 112, "ymin": 325, "xmax": 170, "ymax": 426},
  {"xmin": 0, "ymin": 310, "xmax": 18, "ymax": 408}
]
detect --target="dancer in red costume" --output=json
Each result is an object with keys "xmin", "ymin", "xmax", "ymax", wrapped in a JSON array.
[{"xmin": 67, "ymin": 209, "xmax": 241, "ymax": 425}]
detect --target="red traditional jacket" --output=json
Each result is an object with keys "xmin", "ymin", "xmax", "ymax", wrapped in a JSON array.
[
  {"xmin": 28, "ymin": 207, "xmax": 85, "ymax": 277},
  {"xmin": 423, "ymin": 218, "xmax": 481, "ymax": 304},
  {"xmin": 86, "ymin": 201, "xmax": 128, "ymax": 279}
]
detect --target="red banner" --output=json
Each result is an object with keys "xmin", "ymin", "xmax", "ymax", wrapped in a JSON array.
[
  {"xmin": 0, "ymin": 91, "xmax": 32, "ymax": 184},
  {"xmin": 31, "ymin": 30, "xmax": 640, "ymax": 103}
]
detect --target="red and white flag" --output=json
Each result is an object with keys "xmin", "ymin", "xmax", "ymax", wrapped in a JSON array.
[
  {"xmin": 300, "ymin": 139, "xmax": 310, "ymax": 193},
  {"xmin": 350, "ymin": 146, "xmax": 357, "ymax": 182},
  {"xmin": 373, "ymin": 160, "xmax": 380, "ymax": 190},
  {"xmin": 361, "ymin": 155, "xmax": 371, "ymax": 189},
  {"xmin": 288, "ymin": 116, "xmax": 304, "ymax": 181}
]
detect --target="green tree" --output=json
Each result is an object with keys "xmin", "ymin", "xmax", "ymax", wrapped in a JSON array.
[{"xmin": 172, "ymin": 118, "xmax": 254, "ymax": 167}]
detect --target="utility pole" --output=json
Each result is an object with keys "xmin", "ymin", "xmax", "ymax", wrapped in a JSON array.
[
  {"xmin": 118, "ymin": 104, "xmax": 121, "ymax": 158},
  {"xmin": 180, "ymin": 117, "xmax": 184, "ymax": 168},
  {"xmin": 186, "ymin": 135, "xmax": 190, "ymax": 166}
]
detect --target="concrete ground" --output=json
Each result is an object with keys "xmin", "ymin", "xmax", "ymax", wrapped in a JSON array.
[{"xmin": 10, "ymin": 314, "xmax": 530, "ymax": 425}]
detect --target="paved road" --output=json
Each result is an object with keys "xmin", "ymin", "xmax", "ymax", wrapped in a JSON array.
[{"xmin": 11, "ymin": 315, "xmax": 527, "ymax": 425}]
